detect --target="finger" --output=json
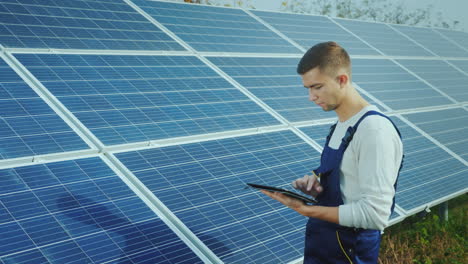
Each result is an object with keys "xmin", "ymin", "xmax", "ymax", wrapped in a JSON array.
[
  {"xmin": 313, "ymin": 180, "xmax": 323, "ymax": 193},
  {"xmin": 298, "ymin": 174, "xmax": 308, "ymax": 189},
  {"xmin": 306, "ymin": 175, "xmax": 314, "ymax": 191},
  {"xmin": 260, "ymin": 190, "xmax": 272, "ymax": 197},
  {"xmin": 261, "ymin": 190, "xmax": 281, "ymax": 202},
  {"xmin": 314, "ymin": 182, "xmax": 323, "ymax": 193}
]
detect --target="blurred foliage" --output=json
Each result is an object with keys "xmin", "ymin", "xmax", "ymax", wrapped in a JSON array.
[
  {"xmin": 184, "ymin": 0, "xmax": 255, "ymax": 9},
  {"xmin": 379, "ymin": 194, "xmax": 467, "ymax": 264},
  {"xmin": 280, "ymin": 0, "xmax": 460, "ymax": 30},
  {"xmin": 183, "ymin": 0, "xmax": 460, "ymax": 30}
]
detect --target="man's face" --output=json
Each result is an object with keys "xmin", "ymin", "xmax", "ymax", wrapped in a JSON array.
[{"xmin": 302, "ymin": 67, "xmax": 343, "ymax": 112}]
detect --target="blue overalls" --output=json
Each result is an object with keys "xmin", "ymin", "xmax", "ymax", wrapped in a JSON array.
[{"xmin": 304, "ymin": 111, "xmax": 403, "ymax": 264}]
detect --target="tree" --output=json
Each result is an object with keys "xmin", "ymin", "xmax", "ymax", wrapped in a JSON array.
[
  {"xmin": 280, "ymin": 0, "xmax": 460, "ymax": 30},
  {"xmin": 183, "ymin": 0, "xmax": 255, "ymax": 8}
]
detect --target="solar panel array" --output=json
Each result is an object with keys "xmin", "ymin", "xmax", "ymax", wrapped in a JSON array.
[
  {"xmin": 1, "ymin": 0, "xmax": 467, "ymax": 263},
  {"xmin": 0, "ymin": 56, "xmax": 89, "ymax": 159}
]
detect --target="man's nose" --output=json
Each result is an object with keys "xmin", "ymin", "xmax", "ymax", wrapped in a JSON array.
[{"xmin": 309, "ymin": 92, "xmax": 317, "ymax": 102}]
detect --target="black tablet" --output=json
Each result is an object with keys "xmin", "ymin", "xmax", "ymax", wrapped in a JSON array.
[{"xmin": 246, "ymin": 183, "xmax": 317, "ymax": 204}]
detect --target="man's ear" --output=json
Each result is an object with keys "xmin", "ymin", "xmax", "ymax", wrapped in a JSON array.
[{"xmin": 337, "ymin": 74, "xmax": 348, "ymax": 87}]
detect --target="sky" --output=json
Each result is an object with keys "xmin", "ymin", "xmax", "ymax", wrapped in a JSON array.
[{"xmin": 249, "ymin": 0, "xmax": 468, "ymax": 32}]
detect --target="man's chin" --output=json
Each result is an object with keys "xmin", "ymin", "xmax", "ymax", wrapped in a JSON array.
[{"xmin": 322, "ymin": 104, "xmax": 337, "ymax": 111}]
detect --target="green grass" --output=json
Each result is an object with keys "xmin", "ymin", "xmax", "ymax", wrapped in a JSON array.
[{"xmin": 379, "ymin": 194, "xmax": 467, "ymax": 264}]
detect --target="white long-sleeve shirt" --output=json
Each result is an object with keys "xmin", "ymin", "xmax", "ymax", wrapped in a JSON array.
[{"xmin": 327, "ymin": 105, "xmax": 403, "ymax": 230}]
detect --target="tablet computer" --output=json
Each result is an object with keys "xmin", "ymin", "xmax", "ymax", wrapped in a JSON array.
[{"xmin": 246, "ymin": 183, "xmax": 317, "ymax": 204}]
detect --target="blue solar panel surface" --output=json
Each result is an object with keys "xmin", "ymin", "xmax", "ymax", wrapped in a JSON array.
[
  {"xmin": 251, "ymin": 11, "xmax": 379, "ymax": 55},
  {"xmin": 116, "ymin": 130, "xmax": 320, "ymax": 263},
  {"xmin": 15, "ymin": 53, "xmax": 280, "ymax": 145},
  {"xmin": 2, "ymin": 2, "xmax": 468, "ymax": 263},
  {"xmin": 208, "ymin": 56, "xmax": 337, "ymax": 122},
  {"xmin": 0, "ymin": 157, "xmax": 202, "ymax": 264},
  {"xmin": 435, "ymin": 28, "xmax": 468, "ymax": 55},
  {"xmin": 132, "ymin": 0, "xmax": 301, "ymax": 53},
  {"xmin": 352, "ymin": 59, "xmax": 453, "ymax": 110},
  {"xmin": 334, "ymin": 19, "xmax": 433, "ymax": 57},
  {"xmin": 404, "ymin": 108, "xmax": 468, "ymax": 161},
  {"xmin": 396, "ymin": 59, "xmax": 468, "ymax": 102},
  {"xmin": 299, "ymin": 124, "xmax": 333, "ymax": 147},
  {"xmin": 448, "ymin": 60, "xmax": 468, "ymax": 75},
  {"xmin": 391, "ymin": 118, "xmax": 467, "ymax": 211},
  {"xmin": 0, "ymin": 57, "xmax": 88, "ymax": 160},
  {"xmin": 0, "ymin": 0, "xmax": 185, "ymax": 50},
  {"xmin": 391, "ymin": 25, "xmax": 468, "ymax": 57}
]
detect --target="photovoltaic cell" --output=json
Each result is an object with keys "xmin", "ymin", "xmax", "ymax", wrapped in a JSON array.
[
  {"xmin": 404, "ymin": 108, "xmax": 468, "ymax": 162},
  {"xmin": 14, "ymin": 53, "xmax": 280, "ymax": 146},
  {"xmin": 0, "ymin": 157, "xmax": 202, "ymax": 264},
  {"xmin": 0, "ymin": 0, "xmax": 185, "ymax": 50},
  {"xmin": 2, "ymin": 2, "xmax": 467, "ymax": 263},
  {"xmin": 334, "ymin": 19, "xmax": 433, "ymax": 56},
  {"xmin": 299, "ymin": 123, "xmax": 333, "ymax": 147},
  {"xmin": 448, "ymin": 60, "xmax": 468, "ymax": 75},
  {"xmin": 396, "ymin": 59, "xmax": 468, "ymax": 102},
  {"xmin": 352, "ymin": 59, "xmax": 453, "ymax": 110},
  {"xmin": 391, "ymin": 25, "xmax": 468, "ymax": 57},
  {"xmin": 131, "ymin": 0, "xmax": 301, "ymax": 53},
  {"xmin": 116, "ymin": 130, "xmax": 321, "ymax": 263},
  {"xmin": 390, "ymin": 211, "xmax": 400, "ymax": 220},
  {"xmin": 434, "ymin": 28, "xmax": 468, "ymax": 54},
  {"xmin": 251, "ymin": 11, "xmax": 379, "ymax": 55},
  {"xmin": 391, "ymin": 118, "xmax": 467, "ymax": 211},
  {"xmin": 208, "ymin": 56, "xmax": 337, "ymax": 122},
  {"xmin": 0, "ymin": 57, "xmax": 88, "ymax": 160}
]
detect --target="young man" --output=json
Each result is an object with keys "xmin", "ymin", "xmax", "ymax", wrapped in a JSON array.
[{"xmin": 261, "ymin": 42, "xmax": 403, "ymax": 263}]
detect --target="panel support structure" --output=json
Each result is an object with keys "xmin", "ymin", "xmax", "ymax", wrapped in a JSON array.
[{"xmin": 438, "ymin": 201, "xmax": 449, "ymax": 222}]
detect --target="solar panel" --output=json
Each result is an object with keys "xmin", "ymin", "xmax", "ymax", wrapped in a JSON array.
[
  {"xmin": 333, "ymin": 19, "xmax": 433, "ymax": 57},
  {"xmin": 403, "ymin": 108, "xmax": 468, "ymax": 161},
  {"xmin": 251, "ymin": 11, "xmax": 379, "ymax": 55},
  {"xmin": 391, "ymin": 25, "xmax": 468, "ymax": 58},
  {"xmin": 0, "ymin": 0, "xmax": 185, "ymax": 50},
  {"xmin": 0, "ymin": 56, "xmax": 89, "ymax": 160},
  {"xmin": 299, "ymin": 124, "xmax": 332, "ymax": 147},
  {"xmin": 352, "ymin": 59, "xmax": 453, "ymax": 110},
  {"xmin": 396, "ymin": 59, "xmax": 468, "ymax": 102},
  {"xmin": 0, "ymin": 157, "xmax": 202, "ymax": 264},
  {"xmin": 448, "ymin": 60, "xmax": 468, "ymax": 75},
  {"xmin": 115, "ymin": 130, "xmax": 320, "ymax": 263},
  {"xmin": 1, "ymin": 1, "xmax": 467, "ymax": 263},
  {"xmin": 14, "ymin": 53, "xmax": 280, "ymax": 146},
  {"xmin": 434, "ymin": 28, "xmax": 468, "ymax": 53},
  {"xmin": 208, "ymin": 56, "xmax": 338, "ymax": 122},
  {"xmin": 390, "ymin": 118, "xmax": 467, "ymax": 211},
  {"xmin": 131, "ymin": 0, "xmax": 301, "ymax": 53}
]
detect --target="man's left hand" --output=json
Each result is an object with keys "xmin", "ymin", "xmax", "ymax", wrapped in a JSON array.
[{"xmin": 260, "ymin": 190, "xmax": 305, "ymax": 211}]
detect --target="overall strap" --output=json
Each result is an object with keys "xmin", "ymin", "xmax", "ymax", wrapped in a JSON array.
[
  {"xmin": 353, "ymin": 110, "xmax": 402, "ymax": 139},
  {"xmin": 324, "ymin": 123, "xmax": 337, "ymax": 146}
]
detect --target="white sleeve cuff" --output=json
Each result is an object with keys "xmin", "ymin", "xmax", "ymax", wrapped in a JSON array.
[{"xmin": 338, "ymin": 204, "xmax": 353, "ymax": 228}]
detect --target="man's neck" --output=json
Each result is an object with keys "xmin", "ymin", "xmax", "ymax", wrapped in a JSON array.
[{"xmin": 335, "ymin": 89, "xmax": 370, "ymax": 122}]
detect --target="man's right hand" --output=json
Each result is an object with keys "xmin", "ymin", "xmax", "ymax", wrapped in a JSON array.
[{"xmin": 292, "ymin": 174, "xmax": 323, "ymax": 197}]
